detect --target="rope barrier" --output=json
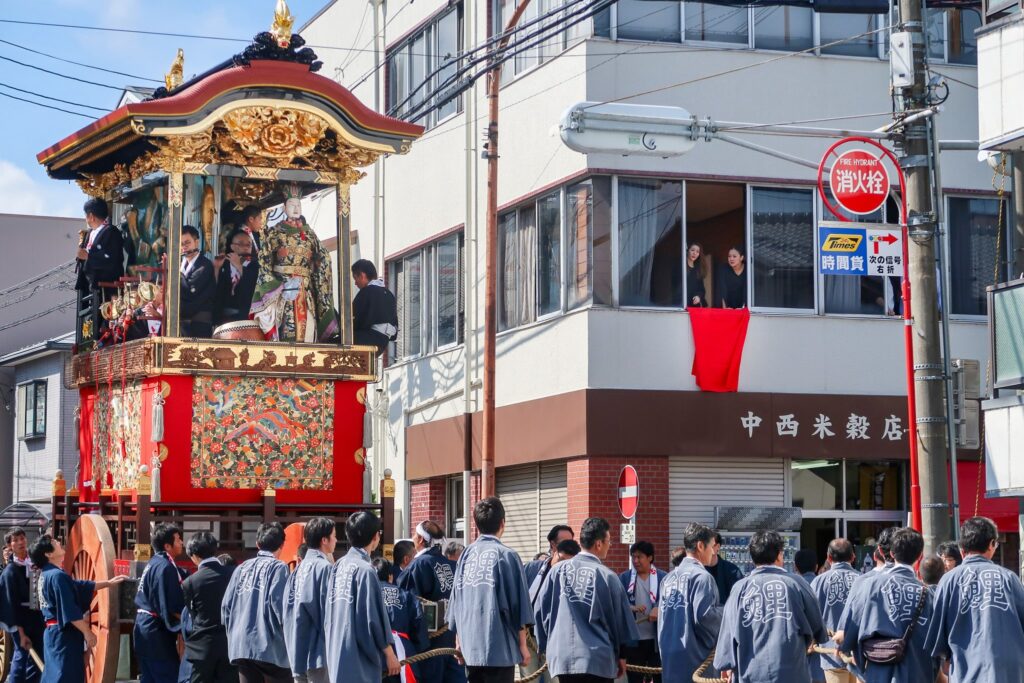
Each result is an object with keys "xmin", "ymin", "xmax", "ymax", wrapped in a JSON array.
[{"xmin": 692, "ymin": 651, "xmax": 726, "ymax": 683}]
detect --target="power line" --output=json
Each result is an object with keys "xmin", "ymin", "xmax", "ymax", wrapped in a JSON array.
[
  {"xmin": 0, "ymin": 38, "xmax": 163, "ymax": 83},
  {"xmin": 0, "ymin": 300, "xmax": 76, "ymax": 334},
  {"xmin": 0, "ymin": 261, "xmax": 76, "ymax": 299},
  {"xmin": 0, "ymin": 53, "xmax": 149, "ymax": 94},
  {"xmin": 0, "ymin": 81, "xmax": 109, "ymax": 112},
  {"xmin": 0, "ymin": 90, "xmax": 96, "ymax": 119}
]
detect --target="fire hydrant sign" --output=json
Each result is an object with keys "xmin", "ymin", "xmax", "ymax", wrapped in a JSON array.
[
  {"xmin": 819, "ymin": 221, "xmax": 904, "ymax": 277},
  {"xmin": 829, "ymin": 149, "xmax": 890, "ymax": 215}
]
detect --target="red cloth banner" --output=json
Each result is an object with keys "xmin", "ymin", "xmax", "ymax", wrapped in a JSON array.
[{"xmin": 689, "ymin": 308, "xmax": 751, "ymax": 393}]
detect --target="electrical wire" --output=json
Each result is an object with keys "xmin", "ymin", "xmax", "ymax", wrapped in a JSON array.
[
  {"xmin": 0, "ymin": 261, "xmax": 77, "ymax": 299},
  {"xmin": 0, "ymin": 38, "xmax": 163, "ymax": 83},
  {"xmin": 0, "ymin": 81, "xmax": 109, "ymax": 112},
  {"xmin": 0, "ymin": 90, "xmax": 96, "ymax": 119},
  {"xmin": 0, "ymin": 54, "xmax": 150, "ymax": 94},
  {"xmin": 0, "ymin": 300, "xmax": 77, "ymax": 334}
]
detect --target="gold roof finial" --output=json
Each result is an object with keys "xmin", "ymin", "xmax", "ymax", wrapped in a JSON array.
[
  {"xmin": 165, "ymin": 48, "xmax": 184, "ymax": 91},
  {"xmin": 271, "ymin": 0, "xmax": 295, "ymax": 49}
]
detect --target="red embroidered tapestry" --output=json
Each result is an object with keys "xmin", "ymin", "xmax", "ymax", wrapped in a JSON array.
[{"xmin": 689, "ymin": 307, "xmax": 751, "ymax": 393}]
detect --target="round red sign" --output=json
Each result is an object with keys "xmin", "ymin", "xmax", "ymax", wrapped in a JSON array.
[
  {"xmin": 828, "ymin": 149, "xmax": 890, "ymax": 215},
  {"xmin": 617, "ymin": 466, "xmax": 639, "ymax": 520}
]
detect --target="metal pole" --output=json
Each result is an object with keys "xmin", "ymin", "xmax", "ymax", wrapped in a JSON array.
[
  {"xmin": 895, "ymin": 0, "xmax": 951, "ymax": 553},
  {"xmin": 1012, "ymin": 153, "xmax": 1024, "ymax": 578},
  {"xmin": 482, "ymin": 0, "xmax": 533, "ymax": 499},
  {"xmin": 464, "ymin": 0, "xmax": 479, "ymax": 540}
]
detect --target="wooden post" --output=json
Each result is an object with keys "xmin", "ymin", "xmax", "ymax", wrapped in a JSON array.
[
  {"xmin": 135, "ymin": 468, "xmax": 152, "ymax": 562},
  {"xmin": 262, "ymin": 487, "xmax": 277, "ymax": 524},
  {"xmin": 380, "ymin": 468, "xmax": 395, "ymax": 561},
  {"xmin": 165, "ymin": 172, "xmax": 184, "ymax": 337},
  {"xmin": 337, "ymin": 182, "xmax": 354, "ymax": 346},
  {"xmin": 52, "ymin": 470, "xmax": 66, "ymax": 541}
]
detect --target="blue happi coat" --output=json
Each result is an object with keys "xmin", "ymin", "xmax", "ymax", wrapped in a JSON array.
[
  {"xmin": 382, "ymin": 583, "xmax": 428, "ymax": 659},
  {"xmin": 324, "ymin": 547, "xmax": 395, "ymax": 683},
  {"xmin": 657, "ymin": 557, "xmax": 722, "ymax": 683},
  {"xmin": 809, "ymin": 561, "xmax": 859, "ymax": 672},
  {"xmin": 535, "ymin": 551, "xmax": 640, "ymax": 679},
  {"xmin": 714, "ymin": 565, "xmax": 828, "ymax": 683},
  {"xmin": 134, "ymin": 551, "xmax": 187, "ymax": 663},
  {"xmin": 37, "ymin": 563, "xmax": 95, "ymax": 683},
  {"xmin": 447, "ymin": 535, "xmax": 533, "ymax": 668},
  {"xmin": 397, "ymin": 546, "xmax": 459, "ymax": 681},
  {"xmin": 836, "ymin": 564, "xmax": 937, "ymax": 683},
  {"xmin": 924, "ymin": 554, "xmax": 1024, "ymax": 683},
  {"xmin": 221, "ymin": 550, "xmax": 289, "ymax": 668},
  {"xmin": 283, "ymin": 548, "xmax": 333, "ymax": 676},
  {"xmin": 1, "ymin": 557, "xmax": 45, "ymax": 682}
]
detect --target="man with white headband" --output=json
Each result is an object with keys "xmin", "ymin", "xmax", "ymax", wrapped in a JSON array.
[{"xmin": 398, "ymin": 520, "xmax": 463, "ymax": 683}]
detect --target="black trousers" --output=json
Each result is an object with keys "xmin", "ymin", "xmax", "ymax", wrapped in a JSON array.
[
  {"xmin": 623, "ymin": 638, "xmax": 661, "ymax": 683},
  {"xmin": 189, "ymin": 655, "xmax": 239, "ymax": 683},
  {"xmin": 466, "ymin": 666, "xmax": 514, "ymax": 683},
  {"xmin": 236, "ymin": 659, "xmax": 292, "ymax": 683},
  {"xmin": 561, "ymin": 675, "xmax": 614, "ymax": 683}
]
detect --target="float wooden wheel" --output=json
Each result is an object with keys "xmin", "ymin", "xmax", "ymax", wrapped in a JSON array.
[
  {"xmin": 64, "ymin": 514, "xmax": 119, "ymax": 683},
  {"xmin": 0, "ymin": 629, "xmax": 11, "ymax": 681},
  {"xmin": 282, "ymin": 522, "xmax": 306, "ymax": 572}
]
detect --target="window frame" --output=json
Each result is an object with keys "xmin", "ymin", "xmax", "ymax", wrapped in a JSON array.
[
  {"xmin": 434, "ymin": 234, "xmax": 462, "ymax": 351},
  {"xmin": 746, "ymin": 183, "xmax": 819, "ymax": 315},
  {"xmin": 944, "ymin": 193, "xmax": 1010, "ymax": 322},
  {"xmin": 17, "ymin": 380, "xmax": 47, "ymax": 440}
]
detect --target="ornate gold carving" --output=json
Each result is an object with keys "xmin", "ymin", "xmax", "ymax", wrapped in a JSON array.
[
  {"xmin": 382, "ymin": 476, "xmax": 396, "ymax": 498},
  {"xmin": 271, "ymin": 0, "xmax": 295, "ymax": 48},
  {"xmin": 338, "ymin": 183, "xmax": 351, "ymax": 218},
  {"xmin": 223, "ymin": 107, "xmax": 327, "ymax": 161},
  {"xmin": 158, "ymin": 444, "xmax": 169, "ymax": 462},
  {"xmin": 356, "ymin": 386, "xmax": 366, "ymax": 405},
  {"xmin": 169, "ymin": 173, "xmax": 183, "ymax": 208},
  {"xmin": 354, "ymin": 448, "xmax": 365, "ymax": 465},
  {"xmin": 160, "ymin": 381, "xmax": 172, "ymax": 398},
  {"xmin": 165, "ymin": 48, "xmax": 185, "ymax": 91},
  {"xmin": 158, "ymin": 338, "xmax": 376, "ymax": 380},
  {"xmin": 134, "ymin": 544, "xmax": 153, "ymax": 561},
  {"xmin": 243, "ymin": 166, "xmax": 280, "ymax": 180}
]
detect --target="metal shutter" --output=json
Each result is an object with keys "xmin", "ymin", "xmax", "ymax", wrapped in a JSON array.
[
  {"xmin": 496, "ymin": 465, "xmax": 540, "ymax": 562},
  {"xmin": 538, "ymin": 462, "xmax": 568, "ymax": 553},
  {"xmin": 668, "ymin": 457, "xmax": 786, "ymax": 542}
]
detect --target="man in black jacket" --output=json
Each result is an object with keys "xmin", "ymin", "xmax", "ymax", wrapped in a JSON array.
[
  {"xmin": 182, "ymin": 531, "xmax": 238, "ymax": 683},
  {"xmin": 213, "ymin": 228, "xmax": 259, "ymax": 326},
  {"xmin": 76, "ymin": 197, "xmax": 124, "ymax": 293},
  {"xmin": 180, "ymin": 225, "xmax": 216, "ymax": 337},
  {"xmin": 351, "ymin": 259, "xmax": 397, "ymax": 353}
]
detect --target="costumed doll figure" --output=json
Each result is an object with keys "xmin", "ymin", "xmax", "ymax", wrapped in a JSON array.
[{"xmin": 251, "ymin": 184, "xmax": 338, "ymax": 342}]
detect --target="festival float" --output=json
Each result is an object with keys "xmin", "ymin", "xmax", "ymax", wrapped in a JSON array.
[{"xmin": 29, "ymin": 3, "xmax": 422, "ymax": 680}]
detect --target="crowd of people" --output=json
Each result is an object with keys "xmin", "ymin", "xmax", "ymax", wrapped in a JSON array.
[{"xmin": 1, "ymin": 511, "xmax": 1022, "ymax": 683}]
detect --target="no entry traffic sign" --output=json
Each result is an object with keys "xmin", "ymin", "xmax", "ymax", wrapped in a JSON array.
[
  {"xmin": 828, "ymin": 149, "xmax": 890, "ymax": 215},
  {"xmin": 618, "ymin": 466, "xmax": 639, "ymax": 520}
]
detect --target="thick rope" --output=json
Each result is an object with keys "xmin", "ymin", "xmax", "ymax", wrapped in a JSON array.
[
  {"xmin": 692, "ymin": 651, "xmax": 726, "ymax": 683},
  {"xmin": 810, "ymin": 643, "xmax": 856, "ymax": 666},
  {"xmin": 399, "ymin": 633, "xmax": 549, "ymax": 683}
]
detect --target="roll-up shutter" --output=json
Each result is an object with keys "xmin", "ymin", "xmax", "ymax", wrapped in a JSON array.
[
  {"xmin": 496, "ymin": 465, "xmax": 540, "ymax": 561},
  {"xmin": 668, "ymin": 457, "xmax": 786, "ymax": 542},
  {"xmin": 538, "ymin": 462, "xmax": 568, "ymax": 549}
]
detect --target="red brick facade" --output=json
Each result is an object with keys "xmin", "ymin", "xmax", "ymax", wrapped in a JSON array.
[{"xmin": 409, "ymin": 477, "xmax": 446, "ymax": 526}]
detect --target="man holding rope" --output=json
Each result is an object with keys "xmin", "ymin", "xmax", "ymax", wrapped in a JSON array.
[
  {"xmin": 284, "ymin": 517, "xmax": 337, "ymax": 683},
  {"xmin": 808, "ymin": 539, "xmax": 859, "ymax": 683}
]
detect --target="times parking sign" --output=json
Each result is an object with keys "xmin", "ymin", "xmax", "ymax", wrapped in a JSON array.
[{"xmin": 819, "ymin": 221, "xmax": 903, "ymax": 277}]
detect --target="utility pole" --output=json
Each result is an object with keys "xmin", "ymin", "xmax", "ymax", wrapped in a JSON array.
[
  {"xmin": 1013, "ymin": 153, "xmax": 1024, "ymax": 579},
  {"xmin": 895, "ymin": 0, "xmax": 951, "ymax": 552}
]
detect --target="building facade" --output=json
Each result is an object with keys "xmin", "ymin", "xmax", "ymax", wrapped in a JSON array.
[{"xmin": 304, "ymin": 0, "xmax": 1006, "ymax": 569}]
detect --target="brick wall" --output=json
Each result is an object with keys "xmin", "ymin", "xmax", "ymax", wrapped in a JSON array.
[
  {"xmin": 567, "ymin": 456, "xmax": 669, "ymax": 573},
  {"xmin": 409, "ymin": 477, "xmax": 446, "ymax": 526}
]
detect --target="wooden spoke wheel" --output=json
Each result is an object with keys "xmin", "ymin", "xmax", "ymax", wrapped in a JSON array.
[
  {"xmin": 0, "ymin": 629, "xmax": 12, "ymax": 681},
  {"xmin": 282, "ymin": 522, "xmax": 306, "ymax": 572},
  {"xmin": 64, "ymin": 514, "xmax": 119, "ymax": 683}
]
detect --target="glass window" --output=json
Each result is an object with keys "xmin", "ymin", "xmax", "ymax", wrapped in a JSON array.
[
  {"xmin": 925, "ymin": 8, "xmax": 946, "ymax": 61},
  {"xmin": 845, "ymin": 461, "xmax": 905, "ymax": 511},
  {"xmin": 386, "ymin": 5, "xmax": 463, "ymax": 128},
  {"xmin": 791, "ymin": 460, "xmax": 841, "ymax": 510},
  {"xmin": 566, "ymin": 181, "xmax": 595, "ymax": 309},
  {"xmin": 821, "ymin": 190, "xmax": 897, "ymax": 316},
  {"xmin": 404, "ymin": 253, "xmax": 423, "ymax": 356},
  {"xmin": 685, "ymin": 2, "xmax": 749, "ymax": 44},
  {"xmin": 437, "ymin": 237, "xmax": 459, "ymax": 347},
  {"xmin": 819, "ymin": 14, "xmax": 880, "ymax": 57},
  {"xmin": 594, "ymin": 4, "xmax": 612, "ymax": 37},
  {"xmin": 500, "ymin": 209, "xmax": 539, "ymax": 330},
  {"xmin": 947, "ymin": 8, "xmax": 981, "ymax": 65},
  {"xmin": 447, "ymin": 476, "xmax": 465, "ymax": 538},
  {"xmin": 410, "ymin": 33, "xmax": 428, "ymax": 114},
  {"xmin": 538, "ymin": 191, "xmax": 562, "ymax": 316},
  {"xmin": 17, "ymin": 381, "xmax": 46, "ymax": 440},
  {"xmin": 751, "ymin": 187, "xmax": 814, "ymax": 310},
  {"xmin": 388, "ymin": 46, "xmax": 410, "ymax": 117},
  {"xmin": 618, "ymin": 178, "xmax": 683, "ymax": 307},
  {"xmin": 949, "ymin": 196, "xmax": 1007, "ymax": 316},
  {"xmin": 435, "ymin": 9, "xmax": 461, "ymax": 121},
  {"xmin": 515, "ymin": 0, "xmax": 541, "ymax": 74},
  {"xmin": 618, "ymin": 0, "xmax": 681, "ymax": 42},
  {"xmin": 754, "ymin": 5, "xmax": 813, "ymax": 51}
]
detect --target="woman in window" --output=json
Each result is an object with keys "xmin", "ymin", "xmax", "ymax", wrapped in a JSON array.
[
  {"xmin": 685, "ymin": 242, "xmax": 707, "ymax": 307},
  {"xmin": 718, "ymin": 246, "xmax": 747, "ymax": 308}
]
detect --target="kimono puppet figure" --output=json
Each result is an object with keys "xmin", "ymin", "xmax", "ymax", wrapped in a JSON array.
[
  {"xmin": 618, "ymin": 540, "xmax": 668, "ymax": 683},
  {"xmin": 397, "ymin": 520, "xmax": 462, "ymax": 683},
  {"xmin": 221, "ymin": 523, "xmax": 291, "ymax": 683},
  {"xmin": 657, "ymin": 523, "xmax": 722, "ymax": 683},
  {"xmin": 323, "ymin": 511, "xmax": 401, "ymax": 683},
  {"xmin": 1, "ymin": 527, "xmax": 44, "ymax": 683},
  {"xmin": 134, "ymin": 523, "xmax": 188, "ymax": 683},
  {"xmin": 284, "ymin": 517, "xmax": 337, "ymax": 683},
  {"xmin": 808, "ymin": 539, "xmax": 860, "ymax": 683},
  {"xmin": 181, "ymin": 532, "xmax": 237, "ymax": 683},
  {"xmin": 30, "ymin": 535, "xmax": 124, "ymax": 683},
  {"xmin": 374, "ymin": 557, "xmax": 429, "ymax": 683},
  {"xmin": 524, "ymin": 525, "xmax": 575, "ymax": 602},
  {"xmin": 447, "ymin": 497, "xmax": 534, "ymax": 683},
  {"xmin": 924, "ymin": 516, "xmax": 1024, "ymax": 683},
  {"xmin": 535, "ymin": 517, "xmax": 640, "ymax": 683},
  {"xmin": 251, "ymin": 184, "xmax": 339, "ymax": 342},
  {"xmin": 835, "ymin": 528, "xmax": 937, "ymax": 683},
  {"xmin": 714, "ymin": 531, "xmax": 828, "ymax": 683}
]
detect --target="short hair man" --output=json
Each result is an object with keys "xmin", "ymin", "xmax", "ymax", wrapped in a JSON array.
[
  {"xmin": 351, "ymin": 259, "xmax": 398, "ymax": 353},
  {"xmin": 924, "ymin": 517, "xmax": 1024, "ymax": 682},
  {"xmin": 76, "ymin": 197, "xmax": 124, "ymax": 294},
  {"xmin": 535, "ymin": 518, "xmax": 639, "ymax": 683},
  {"xmin": 212, "ymin": 228, "xmax": 259, "ymax": 325},
  {"xmin": 618, "ymin": 540, "xmax": 667, "ymax": 683},
  {"xmin": 808, "ymin": 539, "xmax": 860, "ymax": 683},
  {"xmin": 836, "ymin": 528, "xmax": 936, "ymax": 682},
  {"xmin": 0, "ymin": 526, "xmax": 44, "ymax": 682},
  {"xmin": 714, "ymin": 531, "xmax": 827, "ymax": 683},
  {"xmin": 793, "ymin": 548, "xmax": 824, "ymax": 683},
  {"xmin": 182, "ymin": 532, "xmax": 237, "ymax": 683},
  {"xmin": 936, "ymin": 541, "xmax": 962, "ymax": 572},
  {"xmin": 445, "ymin": 541, "xmax": 465, "ymax": 562},
  {"xmin": 180, "ymin": 224, "xmax": 216, "ymax": 337},
  {"xmin": 392, "ymin": 539, "xmax": 416, "ymax": 582},
  {"xmin": 221, "ymin": 522, "xmax": 291, "ymax": 682},
  {"xmin": 707, "ymin": 531, "xmax": 744, "ymax": 605},
  {"xmin": 919, "ymin": 556, "xmax": 945, "ymax": 589},
  {"xmin": 447, "ymin": 498, "xmax": 533, "ymax": 683},
  {"xmin": 524, "ymin": 524, "xmax": 574, "ymax": 603},
  {"xmin": 134, "ymin": 523, "xmax": 187, "ymax": 683},
  {"xmin": 240, "ymin": 205, "xmax": 262, "ymax": 251},
  {"xmin": 658, "ymin": 523, "xmax": 722, "ymax": 683},
  {"xmin": 324, "ymin": 512, "xmax": 401, "ymax": 681},
  {"xmin": 285, "ymin": 518, "xmax": 337, "ymax": 683},
  {"xmin": 555, "ymin": 539, "xmax": 580, "ymax": 563},
  {"xmin": 670, "ymin": 546, "xmax": 685, "ymax": 568},
  {"xmin": 373, "ymin": 557, "xmax": 429, "ymax": 683}
]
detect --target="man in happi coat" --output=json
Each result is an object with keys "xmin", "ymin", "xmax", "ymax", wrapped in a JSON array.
[
  {"xmin": 324, "ymin": 512, "xmax": 401, "ymax": 683},
  {"xmin": 284, "ymin": 518, "xmax": 337, "ymax": 683},
  {"xmin": 447, "ymin": 497, "xmax": 533, "ymax": 683},
  {"xmin": 924, "ymin": 516, "xmax": 1024, "ymax": 683},
  {"xmin": 834, "ymin": 528, "xmax": 936, "ymax": 683},
  {"xmin": 838, "ymin": 526, "xmax": 897, "ymax": 682},
  {"xmin": 30, "ymin": 535, "xmax": 123, "ymax": 683},
  {"xmin": 658, "ymin": 523, "xmax": 722, "ymax": 683},
  {"xmin": 524, "ymin": 525, "xmax": 575, "ymax": 599},
  {"xmin": 714, "ymin": 530, "xmax": 828, "ymax": 683},
  {"xmin": 251, "ymin": 184, "xmax": 338, "ymax": 342},
  {"xmin": 808, "ymin": 539, "xmax": 860, "ymax": 683},
  {"xmin": 135, "ymin": 524, "xmax": 188, "ymax": 683},
  {"xmin": 534, "ymin": 517, "xmax": 639, "ymax": 683},
  {"xmin": 221, "ymin": 523, "xmax": 291, "ymax": 683},
  {"xmin": 398, "ymin": 520, "xmax": 462, "ymax": 683},
  {"xmin": 375, "ymin": 558, "xmax": 428, "ymax": 683},
  {"xmin": 1, "ymin": 527, "xmax": 44, "ymax": 682}
]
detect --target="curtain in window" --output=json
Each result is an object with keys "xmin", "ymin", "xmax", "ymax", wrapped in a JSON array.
[
  {"xmin": 619, "ymin": 180, "xmax": 669, "ymax": 306},
  {"xmin": 500, "ymin": 211, "xmax": 538, "ymax": 329},
  {"xmin": 567, "ymin": 182, "xmax": 592, "ymax": 308}
]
